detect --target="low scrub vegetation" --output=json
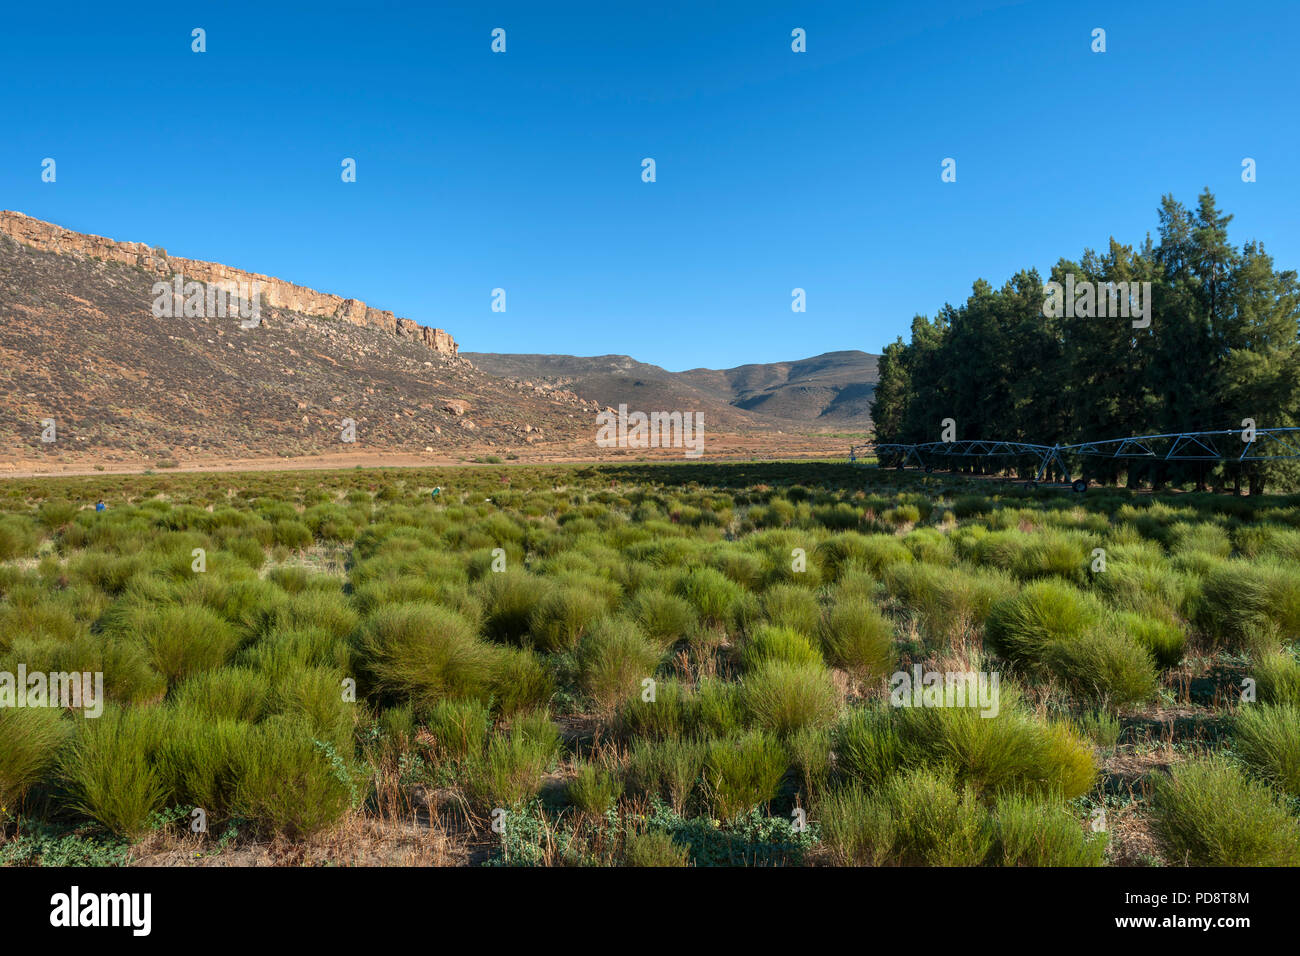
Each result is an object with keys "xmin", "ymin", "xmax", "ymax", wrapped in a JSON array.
[{"xmin": 0, "ymin": 462, "xmax": 1296, "ymax": 866}]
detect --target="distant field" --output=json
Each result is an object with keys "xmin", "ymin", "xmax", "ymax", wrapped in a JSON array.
[{"xmin": 1, "ymin": 462, "xmax": 1298, "ymax": 867}]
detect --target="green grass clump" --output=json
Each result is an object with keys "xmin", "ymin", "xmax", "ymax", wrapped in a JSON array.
[
  {"xmin": 739, "ymin": 624, "xmax": 822, "ymax": 671},
  {"xmin": 527, "ymin": 586, "xmax": 605, "ymax": 653},
  {"xmin": 465, "ymin": 719, "xmax": 562, "ymax": 809},
  {"xmin": 1039, "ymin": 628, "xmax": 1158, "ymax": 708},
  {"xmin": 1255, "ymin": 648, "xmax": 1300, "ymax": 705},
  {"xmin": 986, "ymin": 580, "xmax": 1101, "ymax": 662},
  {"xmin": 1152, "ymin": 756, "xmax": 1300, "ymax": 866},
  {"xmin": 1197, "ymin": 559, "xmax": 1300, "ymax": 653},
  {"xmin": 489, "ymin": 646, "xmax": 555, "ymax": 717},
  {"xmin": 61, "ymin": 707, "xmax": 167, "ymax": 838},
  {"xmin": 990, "ymin": 793, "xmax": 1106, "ymax": 866},
  {"xmin": 703, "ymin": 732, "xmax": 788, "ymax": 820},
  {"xmin": 761, "ymin": 585, "xmax": 821, "ymax": 637},
  {"xmin": 0, "ymin": 707, "xmax": 68, "ymax": 813},
  {"xmin": 154, "ymin": 711, "xmax": 250, "ymax": 817},
  {"xmin": 576, "ymin": 619, "xmax": 662, "ymax": 713},
  {"xmin": 568, "ymin": 761, "xmax": 624, "ymax": 814},
  {"xmin": 820, "ymin": 768, "xmax": 993, "ymax": 866},
  {"xmin": 628, "ymin": 589, "xmax": 697, "ymax": 648},
  {"xmin": 358, "ymin": 603, "xmax": 496, "ymax": 708},
  {"xmin": 170, "ymin": 667, "xmax": 270, "ymax": 722},
  {"xmin": 1234, "ymin": 704, "xmax": 1300, "ymax": 796},
  {"xmin": 819, "ymin": 597, "xmax": 895, "ymax": 681},
  {"xmin": 233, "ymin": 717, "xmax": 357, "ymax": 836},
  {"xmin": 835, "ymin": 691, "xmax": 1096, "ymax": 800},
  {"xmin": 1116, "ymin": 612, "xmax": 1187, "ymax": 669},
  {"xmin": 740, "ymin": 661, "xmax": 838, "ymax": 737},
  {"xmin": 672, "ymin": 567, "xmax": 743, "ymax": 627},
  {"xmin": 623, "ymin": 829, "xmax": 689, "ymax": 867},
  {"xmin": 421, "ymin": 698, "xmax": 488, "ymax": 763},
  {"xmin": 480, "ymin": 570, "xmax": 551, "ymax": 645},
  {"xmin": 625, "ymin": 737, "xmax": 707, "ymax": 812}
]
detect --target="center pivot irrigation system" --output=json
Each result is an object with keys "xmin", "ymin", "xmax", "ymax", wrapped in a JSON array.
[{"xmin": 850, "ymin": 428, "xmax": 1300, "ymax": 492}]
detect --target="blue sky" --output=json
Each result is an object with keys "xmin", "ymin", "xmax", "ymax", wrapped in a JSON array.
[{"xmin": 3, "ymin": 1, "xmax": 1296, "ymax": 370}]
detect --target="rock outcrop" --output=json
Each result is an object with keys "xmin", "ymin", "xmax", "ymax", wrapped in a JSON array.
[{"xmin": 0, "ymin": 210, "xmax": 457, "ymax": 356}]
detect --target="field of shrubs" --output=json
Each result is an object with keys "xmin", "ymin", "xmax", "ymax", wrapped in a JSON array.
[{"xmin": 1, "ymin": 461, "xmax": 1298, "ymax": 867}]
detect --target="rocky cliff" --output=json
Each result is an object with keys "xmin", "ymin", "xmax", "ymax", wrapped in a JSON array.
[{"xmin": 0, "ymin": 211, "xmax": 457, "ymax": 356}]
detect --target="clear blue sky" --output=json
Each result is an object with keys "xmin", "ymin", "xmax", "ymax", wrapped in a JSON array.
[{"xmin": 3, "ymin": 1, "xmax": 1296, "ymax": 370}]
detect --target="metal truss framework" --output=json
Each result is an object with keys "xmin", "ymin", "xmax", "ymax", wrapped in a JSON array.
[{"xmin": 851, "ymin": 428, "xmax": 1300, "ymax": 488}]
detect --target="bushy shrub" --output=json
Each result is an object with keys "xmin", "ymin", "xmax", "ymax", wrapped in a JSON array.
[
  {"xmin": 465, "ymin": 726, "xmax": 559, "ymax": 808},
  {"xmin": 991, "ymin": 793, "xmax": 1106, "ymax": 866},
  {"xmin": 425, "ymin": 698, "xmax": 491, "ymax": 761},
  {"xmin": 1255, "ymin": 649, "xmax": 1300, "ymax": 706},
  {"xmin": 1197, "ymin": 559, "xmax": 1300, "ymax": 653},
  {"xmin": 480, "ymin": 570, "xmax": 550, "ymax": 644},
  {"xmin": 672, "ymin": 567, "xmax": 743, "ymax": 626},
  {"xmin": 741, "ymin": 661, "xmax": 839, "ymax": 737},
  {"xmin": 1235, "ymin": 704, "xmax": 1300, "ymax": 796},
  {"xmin": 617, "ymin": 678, "xmax": 690, "ymax": 740},
  {"xmin": 0, "ymin": 707, "xmax": 68, "ymax": 812},
  {"xmin": 761, "ymin": 585, "xmax": 821, "ymax": 637},
  {"xmin": 1152, "ymin": 756, "xmax": 1300, "ymax": 866},
  {"xmin": 628, "ymin": 589, "xmax": 697, "ymax": 647},
  {"xmin": 576, "ymin": 619, "xmax": 661, "ymax": 713},
  {"xmin": 739, "ymin": 625, "xmax": 822, "ymax": 671},
  {"xmin": 623, "ymin": 829, "xmax": 689, "ymax": 867},
  {"xmin": 170, "ymin": 667, "xmax": 270, "ymax": 722},
  {"xmin": 569, "ymin": 761, "xmax": 624, "ymax": 814},
  {"xmin": 234, "ymin": 717, "xmax": 357, "ymax": 837},
  {"xmin": 625, "ymin": 737, "xmax": 707, "ymax": 812},
  {"xmin": 1116, "ymin": 612, "xmax": 1186, "ymax": 669},
  {"xmin": 986, "ymin": 580, "xmax": 1101, "ymax": 662},
  {"xmin": 703, "ymin": 732, "xmax": 788, "ymax": 820},
  {"xmin": 1039, "ymin": 629, "xmax": 1158, "ymax": 707},
  {"xmin": 153, "ymin": 711, "xmax": 251, "ymax": 817},
  {"xmin": 358, "ymin": 603, "xmax": 496, "ymax": 708},
  {"xmin": 528, "ymin": 586, "xmax": 605, "ymax": 653},
  {"xmin": 820, "ymin": 597, "xmax": 895, "ymax": 681},
  {"xmin": 61, "ymin": 707, "xmax": 167, "ymax": 837}
]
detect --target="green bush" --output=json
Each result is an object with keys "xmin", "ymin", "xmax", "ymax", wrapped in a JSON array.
[
  {"xmin": 739, "ymin": 625, "xmax": 822, "ymax": 671},
  {"xmin": 358, "ymin": 603, "xmax": 496, "ymax": 708},
  {"xmin": 1039, "ymin": 629, "xmax": 1158, "ymax": 707},
  {"xmin": 528, "ymin": 586, "xmax": 605, "ymax": 653},
  {"xmin": 1197, "ymin": 559, "xmax": 1300, "ymax": 653},
  {"xmin": 61, "ymin": 707, "xmax": 167, "ymax": 838},
  {"xmin": 0, "ymin": 707, "xmax": 68, "ymax": 812},
  {"xmin": 741, "ymin": 661, "xmax": 839, "ymax": 737},
  {"xmin": 1235, "ymin": 704, "xmax": 1300, "ymax": 796},
  {"xmin": 425, "ymin": 698, "xmax": 491, "ymax": 761},
  {"xmin": 1117, "ymin": 612, "xmax": 1187, "ymax": 669},
  {"xmin": 991, "ymin": 793, "xmax": 1106, "ymax": 866},
  {"xmin": 623, "ymin": 829, "xmax": 689, "ymax": 866},
  {"xmin": 820, "ymin": 597, "xmax": 895, "ymax": 681},
  {"xmin": 1255, "ymin": 649, "xmax": 1300, "ymax": 706},
  {"xmin": 569, "ymin": 761, "xmax": 624, "ymax": 814},
  {"xmin": 673, "ymin": 567, "xmax": 743, "ymax": 626},
  {"xmin": 986, "ymin": 580, "xmax": 1101, "ymax": 662},
  {"xmin": 625, "ymin": 737, "xmax": 707, "ymax": 812},
  {"xmin": 761, "ymin": 585, "xmax": 821, "ymax": 637},
  {"xmin": 234, "ymin": 717, "xmax": 356, "ymax": 837},
  {"xmin": 704, "ymin": 732, "xmax": 788, "ymax": 820},
  {"xmin": 481, "ymin": 570, "xmax": 550, "ymax": 645},
  {"xmin": 628, "ymin": 589, "xmax": 697, "ymax": 647},
  {"xmin": 1152, "ymin": 756, "xmax": 1300, "ymax": 866},
  {"xmin": 576, "ymin": 619, "xmax": 661, "ymax": 713}
]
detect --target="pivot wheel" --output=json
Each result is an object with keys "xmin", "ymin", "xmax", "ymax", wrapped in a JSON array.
[{"xmin": 1072, "ymin": 479, "xmax": 1087, "ymax": 493}]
